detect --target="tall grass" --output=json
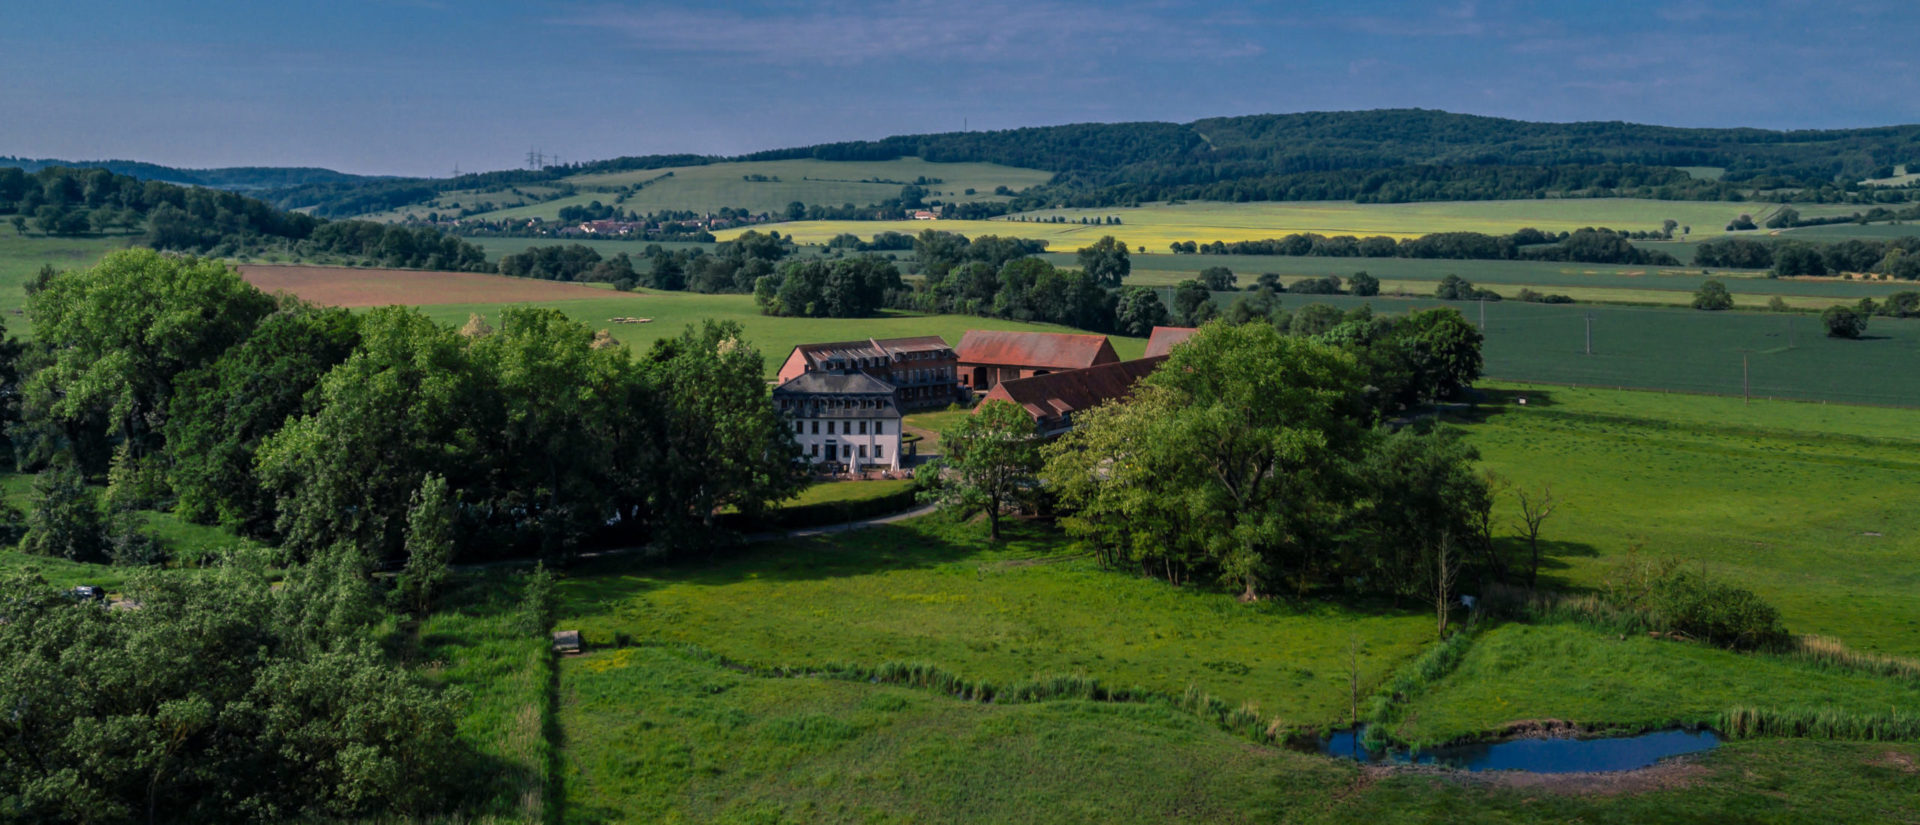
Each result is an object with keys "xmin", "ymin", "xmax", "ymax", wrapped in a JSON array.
[
  {"xmin": 1786, "ymin": 635, "xmax": 1920, "ymax": 684},
  {"xmin": 1720, "ymin": 706, "xmax": 1920, "ymax": 741}
]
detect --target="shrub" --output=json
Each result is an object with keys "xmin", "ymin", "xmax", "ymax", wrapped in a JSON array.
[
  {"xmin": 1605, "ymin": 557, "xmax": 1788, "ymax": 651},
  {"xmin": 1822, "ymin": 304, "xmax": 1868, "ymax": 338},
  {"xmin": 1692, "ymin": 279, "xmax": 1734, "ymax": 310}
]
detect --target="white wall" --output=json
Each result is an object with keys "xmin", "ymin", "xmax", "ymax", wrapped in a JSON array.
[{"xmin": 788, "ymin": 416, "xmax": 901, "ymax": 471}]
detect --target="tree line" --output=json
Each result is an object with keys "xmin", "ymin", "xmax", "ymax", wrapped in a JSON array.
[
  {"xmin": 13, "ymin": 249, "xmax": 804, "ymax": 566},
  {"xmin": 1, "ymin": 166, "xmax": 492, "ymax": 271},
  {"xmin": 933, "ymin": 319, "xmax": 1506, "ymax": 624},
  {"xmin": 1173, "ymin": 227, "xmax": 1681, "ymax": 266},
  {"xmin": 1694, "ymin": 235, "xmax": 1920, "ymax": 278}
]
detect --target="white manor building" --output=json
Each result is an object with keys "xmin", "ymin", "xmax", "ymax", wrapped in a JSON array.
[{"xmin": 772, "ymin": 371, "xmax": 903, "ymax": 472}]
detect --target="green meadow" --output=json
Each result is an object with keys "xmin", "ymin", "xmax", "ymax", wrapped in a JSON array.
[
  {"xmin": 1464, "ymin": 382, "xmax": 1920, "ymax": 655},
  {"xmin": 555, "ymin": 517, "xmax": 1435, "ymax": 728}
]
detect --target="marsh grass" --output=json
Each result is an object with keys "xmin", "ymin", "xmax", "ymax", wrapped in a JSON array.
[{"xmin": 1721, "ymin": 706, "xmax": 1920, "ymax": 741}]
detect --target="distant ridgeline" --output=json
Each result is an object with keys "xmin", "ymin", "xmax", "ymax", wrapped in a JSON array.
[
  {"xmin": 0, "ymin": 166, "xmax": 491, "ymax": 271},
  {"xmin": 241, "ymin": 110, "xmax": 1920, "ymax": 221},
  {"xmin": 0, "ymin": 155, "xmax": 378, "ymax": 191}
]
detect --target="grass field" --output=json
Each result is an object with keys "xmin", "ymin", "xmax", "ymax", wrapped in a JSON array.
[
  {"xmin": 238, "ymin": 263, "xmax": 617, "ymax": 306},
  {"xmin": 409, "ymin": 292, "xmax": 1146, "ymax": 377},
  {"xmin": 1461, "ymin": 383, "xmax": 1920, "ymax": 655},
  {"xmin": 470, "ymin": 237, "xmax": 716, "ymax": 261},
  {"xmin": 443, "ymin": 158, "xmax": 1054, "ymax": 224},
  {"xmin": 556, "ymin": 516, "xmax": 1436, "ymax": 728},
  {"xmin": 1097, "ymin": 252, "xmax": 1920, "ymax": 309},
  {"xmin": 1778, "ymin": 222, "xmax": 1920, "ymax": 241},
  {"xmin": 560, "ymin": 644, "xmax": 1346, "ymax": 824},
  {"xmin": 1193, "ymin": 293, "xmax": 1920, "ymax": 405}
]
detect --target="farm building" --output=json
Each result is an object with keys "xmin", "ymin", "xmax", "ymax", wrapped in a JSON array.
[
  {"xmin": 1143, "ymin": 326, "xmax": 1198, "ymax": 358},
  {"xmin": 955, "ymin": 330, "xmax": 1119, "ymax": 393},
  {"xmin": 977, "ymin": 356, "xmax": 1167, "ymax": 437},
  {"xmin": 772, "ymin": 371, "xmax": 903, "ymax": 472},
  {"xmin": 775, "ymin": 336, "xmax": 963, "ymax": 411}
]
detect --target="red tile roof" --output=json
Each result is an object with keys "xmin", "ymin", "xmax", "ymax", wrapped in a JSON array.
[
  {"xmin": 956, "ymin": 330, "xmax": 1118, "ymax": 371},
  {"xmin": 1143, "ymin": 326, "xmax": 1198, "ymax": 358},
  {"xmin": 980, "ymin": 356, "xmax": 1166, "ymax": 432}
]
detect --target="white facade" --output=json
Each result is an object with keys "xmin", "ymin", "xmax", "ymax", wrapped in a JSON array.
[
  {"xmin": 789, "ymin": 414, "xmax": 901, "ymax": 471},
  {"xmin": 772, "ymin": 370, "xmax": 905, "ymax": 472}
]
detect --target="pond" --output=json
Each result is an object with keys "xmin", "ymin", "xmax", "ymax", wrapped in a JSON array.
[{"xmin": 1318, "ymin": 726, "xmax": 1719, "ymax": 773}]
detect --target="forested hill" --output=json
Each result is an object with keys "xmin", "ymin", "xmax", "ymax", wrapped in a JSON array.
[
  {"xmin": 0, "ymin": 156, "xmax": 379, "ymax": 191},
  {"xmin": 266, "ymin": 109, "xmax": 1920, "ymax": 217},
  {"xmin": 0, "ymin": 165, "xmax": 491, "ymax": 271},
  {"xmin": 761, "ymin": 109, "xmax": 1920, "ymax": 186}
]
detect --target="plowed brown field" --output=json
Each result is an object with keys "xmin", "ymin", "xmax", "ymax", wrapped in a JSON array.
[{"xmin": 239, "ymin": 265, "xmax": 617, "ymax": 307}]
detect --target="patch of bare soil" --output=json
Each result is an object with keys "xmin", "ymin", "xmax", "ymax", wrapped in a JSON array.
[
  {"xmin": 1876, "ymin": 750, "xmax": 1918, "ymax": 774},
  {"xmin": 1363, "ymin": 756, "xmax": 1710, "ymax": 796}
]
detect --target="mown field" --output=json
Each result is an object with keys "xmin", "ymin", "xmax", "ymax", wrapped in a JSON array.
[{"xmin": 412, "ymin": 158, "xmax": 1055, "ymax": 224}]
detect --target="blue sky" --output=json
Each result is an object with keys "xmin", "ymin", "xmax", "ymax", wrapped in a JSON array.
[{"xmin": 4, "ymin": 0, "xmax": 1916, "ymax": 177}]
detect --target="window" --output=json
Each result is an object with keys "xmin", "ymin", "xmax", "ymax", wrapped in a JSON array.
[
  {"xmin": 794, "ymin": 420, "xmax": 803, "ymax": 433},
  {"xmin": 827, "ymin": 421, "xmax": 836, "ymax": 435},
  {"xmin": 875, "ymin": 421, "xmax": 884, "ymax": 435},
  {"xmin": 859, "ymin": 444, "xmax": 867, "ymax": 458},
  {"xmin": 809, "ymin": 444, "xmax": 818, "ymax": 456},
  {"xmin": 842, "ymin": 444, "xmax": 852, "ymax": 459},
  {"xmin": 875, "ymin": 444, "xmax": 884, "ymax": 458},
  {"xmin": 859, "ymin": 421, "xmax": 867, "ymax": 435},
  {"xmin": 811, "ymin": 421, "xmax": 819, "ymax": 435}
]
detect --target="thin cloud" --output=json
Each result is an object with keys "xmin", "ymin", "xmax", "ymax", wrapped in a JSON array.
[{"xmin": 550, "ymin": 1, "xmax": 1258, "ymax": 66}]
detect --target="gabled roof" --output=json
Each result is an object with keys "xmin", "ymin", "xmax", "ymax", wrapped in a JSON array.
[
  {"xmin": 1143, "ymin": 326, "xmax": 1198, "ymax": 358},
  {"xmin": 773, "ymin": 370, "xmax": 899, "ymax": 396},
  {"xmin": 980, "ymin": 356, "xmax": 1166, "ymax": 430},
  {"xmin": 956, "ymin": 330, "xmax": 1118, "ymax": 371},
  {"xmin": 789, "ymin": 336, "xmax": 952, "ymax": 368}
]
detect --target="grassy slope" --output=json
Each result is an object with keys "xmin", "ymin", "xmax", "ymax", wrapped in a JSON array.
[
  {"xmin": 455, "ymin": 159, "xmax": 1054, "ymax": 224},
  {"xmin": 555, "ymin": 517, "xmax": 1435, "ymax": 728},
  {"xmin": 1463, "ymin": 382, "xmax": 1920, "ymax": 655},
  {"xmin": 409, "ymin": 292, "xmax": 1146, "ymax": 378}
]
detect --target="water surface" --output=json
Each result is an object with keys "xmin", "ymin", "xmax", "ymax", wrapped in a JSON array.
[{"xmin": 1319, "ymin": 726, "xmax": 1718, "ymax": 773}]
